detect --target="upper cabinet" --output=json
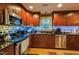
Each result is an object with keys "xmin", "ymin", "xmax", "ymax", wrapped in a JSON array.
[
  {"xmin": 18, "ymin": 9, "xmax": 40, "ymax": 26},
  {"xmin": 26, "ymin": 12, "xmax": 33, "ymax": 26},
  {"xmin": 18, "ymin": 9, "xmax": 27, "ymax": 26},
  {"xmin": 53, "ymin": 11, "xmax": 79, "ymax": 26},
  {"xmin": 32, "ymin": 14, "xmax": 40, "ymax": 26}
]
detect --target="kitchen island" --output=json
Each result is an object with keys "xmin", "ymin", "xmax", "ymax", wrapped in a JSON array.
[
  {"xmin": 0, "ymin": 33, "xmax": 30, "ymax": 55},
  {"xmin": 10, "ymin": 33, "xmax": 30, "ymax": 55}
]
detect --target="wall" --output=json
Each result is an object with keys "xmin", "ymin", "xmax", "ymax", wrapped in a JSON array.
[{"xmin": 53, "ymin": 11, "xmax": 79, "ymax": 26}]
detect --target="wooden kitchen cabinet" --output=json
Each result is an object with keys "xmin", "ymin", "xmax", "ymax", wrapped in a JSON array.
[
  {"xmin": 26, "ymin": 12, "xmax": 33, "ymax": 26},
  {"xmin": 29, "ymin": 34, "xmax": 79, "ymax": 50},
  {"xmin": 48, "ymin": 35, "xmax": 55, "ymax": 48},
  {"xmin": 0, "ymin": 44, "xmax": 14, "ymax": 55},
  {"xmin": 67, "ymin": 35, "xmax": 79, "ymax": 50},
  {"xmin": 18, "ymin": 9, "xmax": 27, "ymax": 26},
  {"xmin": 32, "ymin": 34, "xmax": 49, "ymax": 48},
  {"xmin": 32, "ymin": 14, "xmax": 40, "ymax": 26},
  {"xmin": 53, "ymin": 12, "xmax": 79, "ymax": 26},
  {"xmin": 29, "ymin": 34, "xmax": 55, "ymax": 48},
  {"xmin": 18, "ymin": 9, "xmax": 40, "ymax": 26},
  {"xmin": 26, "ymin": 13, "xmax": 40, "ymax": 26}
]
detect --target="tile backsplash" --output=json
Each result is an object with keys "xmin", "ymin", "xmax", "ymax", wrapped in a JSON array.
[
  {"xmin": 0, "ymin": 25, "xmax": 79, "ymax": 34},
  {"xmin": 53, "ymin": 26, "xmax": 79, "ymax": 32}
]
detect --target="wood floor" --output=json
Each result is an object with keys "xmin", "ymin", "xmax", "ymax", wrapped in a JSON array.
[{"xmin": 26, "ymin": 48, "xmax": 79, "ymax": 55}]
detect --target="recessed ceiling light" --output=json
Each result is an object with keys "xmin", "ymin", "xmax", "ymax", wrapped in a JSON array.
[
  {"xmin": 29, "ymin": 6, "xmax": 33, "ymax": 9},
  {"xmin": 57, "ymin": 4, "xmax": 62, "ymax": 7}
]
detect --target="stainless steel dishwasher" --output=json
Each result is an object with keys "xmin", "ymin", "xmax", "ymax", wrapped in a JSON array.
[
  {"xmin": 20, "ymin": 37, "xmax": 29, "ymax": 54},
  {"xmin": 55, "ymin": 35, "xmax": 67, "ymax": 48}
]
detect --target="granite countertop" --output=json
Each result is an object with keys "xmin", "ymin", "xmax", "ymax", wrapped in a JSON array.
[
  {"xmin": 31, "ymin": 32, "xmax": 79, "ymax": 35},
  {"xmin": 11, "ymin": 34, "xmax": 30, "ymax": 43}
]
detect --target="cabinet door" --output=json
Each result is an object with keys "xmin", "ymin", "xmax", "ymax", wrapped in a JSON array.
[
  {"xmin": 67, "ymin": 35, "xmax": 79, "ymax": 50},
  {"xmin": 29, "ymin": 34, "xmax": 55, "ymax": 48},
  {"xmin": 54, "ymin": 12, "xmax": 79, "ymax": 26},
  {"xmin": 32, "ymin": 14, "xmax": 40, "ymax": 26},
  {"xmin": 26, "ymin": 12, "xmax": 33, "ymax": 26},
  {"xmin": 18, "ymin": 9, "xmax": 27, "ymax": 26},
  {"xmin": 29, "ymin": 35, "xmax": 33, "ymax": 48},
  {"xmin": 32, "ymin": 34, "xmax": 49, "ymax": 48},
  {"xmin": 48, "ymin": 35, "xmax": 55, "ymax": 48}
]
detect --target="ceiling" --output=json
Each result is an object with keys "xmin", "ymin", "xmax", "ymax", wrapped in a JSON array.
[{"xmin": 22, "ymin": 3, "xmax": 79, "ymax": 14}]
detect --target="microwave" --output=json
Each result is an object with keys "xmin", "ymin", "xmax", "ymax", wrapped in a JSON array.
[{"xmin": 4, "ymin": 9, "xmax": 22, "ymax": 25}]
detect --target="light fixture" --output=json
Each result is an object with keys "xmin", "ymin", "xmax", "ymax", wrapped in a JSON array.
[
  {"xmin": 57, "ymin": 4, "xmax": 62, "ymax": 7},
  {"xmin": 29, "ymin": 6, "xmax": 33, "ymax": 9}
]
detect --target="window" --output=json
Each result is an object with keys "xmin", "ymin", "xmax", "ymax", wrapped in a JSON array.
[{"xmin": 40, "ymin": 17, "xmax": 52, "ymax": 31}]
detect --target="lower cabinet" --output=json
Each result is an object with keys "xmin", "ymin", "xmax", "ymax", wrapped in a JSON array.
[
  {"xmin": 0, "ymin": 44, "xmax": 14, "ymax": 55},
  {"xmin": 48, "ymin": 35, "xmax": 55, "ymax": 48},
  {"xmin": 29, "ymin": 34, "xmax": 55, "ymax": 48},
  {"xmin": 29, "ymin": 34, "xmax": 79, "ymax": 50},
  {"xmin": 67, "ymin": 35, "xmax": 79, "ymax": 50}
]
